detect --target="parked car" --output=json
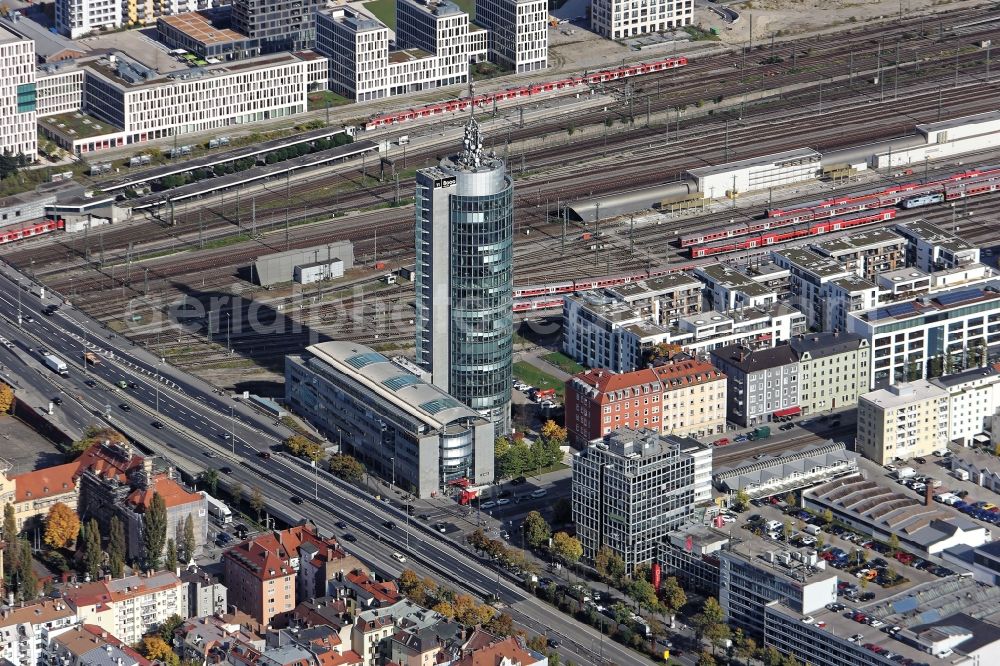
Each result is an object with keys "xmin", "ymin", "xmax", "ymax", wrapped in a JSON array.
[{"xmin": 713, "ymin": 438, "xmax": 731, "ymax": 446}]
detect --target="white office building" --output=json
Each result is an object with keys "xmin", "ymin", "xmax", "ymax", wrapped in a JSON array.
[
  {"xmin": 847, "ymin": 283, "xmax": 1000, "ymax": 389},
  {"xmin": 895, "ymin": 219, "xmax": 981, "ymax": 273},
  {"xmin": 79, "ymin": 51, "xmax": 310, "ymax": 143},
  {"xmin": 55, "ymin": 0, "xmax": 122, "ymax": 38},
  {"xmin": 316, "ymin": 8, "xmax": 390, "ymax": 102},
  {"xmin": 0, "ymin": 26, "xmax": 37, "ymax": 162},
  {"xmin": 36, "ymin": 65, "xmax": 85, "ymax": 118},
  {"xmin": 474, "ymin": 0, "xmax": 547, "ymax": 72},
  {"xmin": 591, "ymin": 0, "xmax": 694, "ymax": 39}
]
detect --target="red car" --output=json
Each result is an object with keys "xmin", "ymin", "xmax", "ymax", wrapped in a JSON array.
[
  {"xmin": 713, "ymin": 438, "xmax": 730, "ymax": 447},
  {"xmin": 895, "ymin": 552, "xmax": 914, "ymax": 565}
]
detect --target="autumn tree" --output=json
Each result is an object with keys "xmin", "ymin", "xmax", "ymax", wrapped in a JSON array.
[
  {"xmin": 229, "ymin": 480, "xmax": 244, "ymax": 505},
  {"xmin": 889, "ymin": 533, "xmax": 900, "ymax": 556},
  {"xmin": 182, "ymin": 514, "xmax": 196, "ymax": 564},
  {"xmin": 285, "ymin": 435, "xmax": 324, "ymax": 462},
  {"xmin": 144, "ymin": 492, "xmax": 168, "ymax": 570},
  {"xmin": 0, "ymin": 382, "xmax": 14, "ymax": 413},
  {"xmin": 822, "ymin": 508, "xmax": 834, "ymax": 525},
  {"xmin": 485, "ymin": 612, "xmax": 515, "ymax": 637},
  {"xmin": 550, "ymin": 532, "xmax": 582, "ymax": 566},
  {"xmin": 432, "ymin": 600, "xmax": 454, "ymax": 619},
  {"xmin": 523, "ymin": 511, "xmax": 551, "ymax": 549},
  {"xmin": 732, "ymin": 488, "xmax": 750, "ymax": 512},
  {"xmin": 697, "ymin": 652, "xmax": 717, "ymax": 666},
  {"xmin": 328, "ymin": 454, "xmax": 365, "ymax": 482},
  {"xmin": 84, "ymin": 518, "xmax": 102, "ymax": 580},
  {"xmin": 732, "ymin": 628, "xmax": 757, "ymax": 666},
  {"xmin": 108, "ymin": 516, "xmax": 126, "ymax": 577},
  {"xmin": 44, "ymin": 502, "xmax": 80, "ymax": 549},
  {"xmin": 142, "ymin": 636, "xmax": 179, "ymax": 666},
  {"xmin": 627, "ymin": 578, "xmax": 657, "ymax": 616},
  {"xmin": 595, "ymin": 546, "xmax": 626, "ymax": 586}
]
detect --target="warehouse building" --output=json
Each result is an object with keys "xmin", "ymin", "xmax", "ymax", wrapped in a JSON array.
[
  {"xmin": 285, "ymin": 342, "xmax": 494, "ymax": 498},
  {"xmin": 252, "ymin": 241, "xmax": 354, "ymax": 287},
  {"xmin": 687, "ymin": 148, "xmax": 822, "ymax": 199}
]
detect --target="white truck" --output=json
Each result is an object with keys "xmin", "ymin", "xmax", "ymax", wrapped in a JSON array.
[
  {"xmin": 42, "ymin": 353, "xmax": 68, "ymax": 376},
  {"xmin": 953, "ymin": 469, "xmax": 970, "ymax": 482},
  {"xmin": 894, "ymin": 466, "xmax": 916, "ymax": 480},
  {"xmin": 204, "ymin": 492, "xmax": 233, "ymax": 525}
]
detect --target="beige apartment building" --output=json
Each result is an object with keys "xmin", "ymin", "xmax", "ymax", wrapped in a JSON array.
[
  {"xmin": 63, "ymin": 571, "xmax": 186, "ymax": 645},
  {"xmin": 791, "ymin": 332, "xmax": 870, "ymax": 416},
  {"xmin": 857, "ymin": 380, "xmax": 949, "ymax": 465}
]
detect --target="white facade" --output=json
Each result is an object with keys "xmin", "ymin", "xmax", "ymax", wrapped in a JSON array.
[
  {"xmin": 84, "ymin": 52, "xmax": 309, "ymax": 142},
  {"xmin": 0, "ymin": 601, "xmax": 78, "ymax": 666},
  {"xmin": 65, "ymin": 571, "xmax": 187, "ymax": 646},
  {"xmin": 857, "ymin": 381, "xmax": 949, "ymax": 465},
  {"xmin": 847, "ymin": 285, "xmax": 1000, "ymax": 390},
  {"xmin": 474, "ymin": 0, "xmax": 547, "ymax": 72},
  {"xmin": 931, "ymin": 366, "xmax": 1000, "ymax": 447},
  {"xmin": 591, "ymin": 0, "xmax": 693, "ymax": 39},
  {"xmin": 55, "ymin": 0, "xmax": 122, "ymax": 38},
  {"xmin": 396, "ymin": 0, "xmax": 469, "ymax": 85},
  {"xmin": 0, "ymin": 27, "xmax": 37, "ymax": 161},
  {"xmin": 36, "ymin": 67, "xmax": 85, "ymax": 117},
  {"xmin": 317, "ymin": 8, "xmax": 390, "ymax": 102},
  {"xmin": 894, "ymin": 219, "xmax": 981, "ymax": 273},
  {"xmin": 688, "ymin": 148, "xmax": 822, "ymax": 198}
]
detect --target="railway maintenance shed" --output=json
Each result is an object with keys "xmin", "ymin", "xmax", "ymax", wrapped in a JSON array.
[{"xmin": 687, "ymin": 148, "xmax": 822, "ymax": 199}]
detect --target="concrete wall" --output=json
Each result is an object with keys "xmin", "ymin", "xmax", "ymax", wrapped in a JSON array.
[{"xmin": 253, "ymin": 240, "xmax": 354, "ymax": 286}]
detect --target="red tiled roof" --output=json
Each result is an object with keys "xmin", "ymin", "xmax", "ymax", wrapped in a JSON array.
[
  {"xmin": 224, "ymin": 532, "xmax": 294, "ymax": 582},
  {"xmin": 452, "ymin": 636, "xmax": 538, "ymax": 666},
  {"xmin": 75, "ymin": 442, "xmax": 144, "ymax": 483},
  {"xmin": 126, "ymin": 474, "xmax": 202, "ymax": 511},
  {"xmin": 318, "ymin": 651, "xmax": 363, "ymax": 666},
  {"xmin": 571, "ymin": 359, "xmax": 724, "ymax": 396},
  {"xmin": 12, "ymin": 462, "xmax": 78, "ymax": 503},
  {"xmin": 345, "ymin": 569, "xmax": 400, "ymax": 605}
]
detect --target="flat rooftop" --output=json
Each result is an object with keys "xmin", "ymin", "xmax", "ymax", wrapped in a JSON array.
[
  {"xmin": 400, "ymin": 0, "xmax": 466, "ymax": 17},
  {"xmin": 916, "ymin": 109, "xmax": 1000, "ymax": 134},
  {"xmin": 607, "ymin": 272, "xmax": 701, "ymax": 299},
  {"xmin": 388, "ymin": 47, "xmax": 434, "ymax": 64},
  {"xmin": 860, "ymin": 284, "xmax": 1000, "ymax": 323},
  {"xmin": 86, "ymin": 50, "xmax": 303, "ymax": 89},
  {"xmin": 879, "ymin": 267, "xmax": 929, "ymax": 283},
  {"xmin": 688, "ymin": 148, "xmax": 821, "ymax": 178},
  {"xmin": 159, "ymin": 11, "xmax": 247, "ymax": 45},
  {"xmin": 830, "ymin": 276, "xmax": 877, "ymax": 293},
  {"xmin": 811, "ymin": 227, "xmax": 905, "ymax": 255},
  {"xmin": 774, "ymin": 247, "xmax": 851, "ymax": 279},
  {"xmin": 38, "ymin": 111, "xmax": 123, "ymax": 139},
  {"xmin": 894, "ymin": 219, "xmax": 976, "ymax": 254}
]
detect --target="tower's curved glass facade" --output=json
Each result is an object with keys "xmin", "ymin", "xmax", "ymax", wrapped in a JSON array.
[{"xmin": 414, "ymin": 118, "xmax": 513, "ymax": 436}]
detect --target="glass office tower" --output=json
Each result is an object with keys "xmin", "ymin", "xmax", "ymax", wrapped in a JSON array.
[{"xmin": 414, "ymin": 117, "xmax": 513, "ymax": 436}]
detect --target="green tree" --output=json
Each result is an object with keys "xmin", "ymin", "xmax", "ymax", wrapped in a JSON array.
[
  {"xmin": 550, "ymin": 532, "xmax": 582, "ymax": 566},
  {"xmin": 108, "ymin": 516, "xmax": 125, "ymax": 578},
  {"xmin": 660, "ymin": 576, "xmax": 687, "ymax": 625},
  {"xmin": 2, "ymin": 503, "xmax": 16, "ymax": 576},
  {"xmin": 822, "ymin": 508, "xmax": 834, "ymax": 525},
  {"xmin": 328, "ymin": 454, "xmax": 365, "ymax": 482},
  {"xmin": 144, "ymin": 492, "xmax": 168, "ymax": 570},
  {"xmin": 201, "ymin": 469, "xmax": 219, "ymax": 496},
  {"xmin": 229, "ymin": 480, "xmax": 244, "ymax": 505},
  {"xmin": 733, "ymin": 488, "xmax": 750, "ymax": 512},
  {"xmin": 250, "ymin": 486, "xmax": 265, "ymax": 520},
  {"xmin": 182, "ymin": 514, "xmax": 196, "ymax": 564},
  {"xmin": 693, "ymin": 597, "xmax": 729, "ymax": 653},
  {"xmin": 627, "ymin": 578, "xmax": 657, "ymax": 615},
  {"xmin": 165, "ymin": 538, "xmax": 178, "ymax": 572},
  {"xmin": 523, "ymin": 511, "xmax": 551, "ymax": 549},
  {"xmin": 762, "ymin": 646, "xmax": 785, "ymax": 666},
  {"xmin": 159, "ymin": 614, "xmax": 184, "ymax": 642},
  {"xmin": 16, "ymin": 538, "xmax": 37, "ymax": 601},
  {"xmin": 84, "ymin": 518, "xmax": 102, "ymax": 581},
  {"xmin": 783, "ymin": 519, "xmax": 793, "ymax": 542},
  {"xmin": 784, "ymin": 492, "xmax": 797, "ymax": 508},
  {"xmin": 889, "ymin": 533, "xmax": 900, "ymax": 556},
  {"xmin": 612, "ymin": 601, "xmax": 632, "ymax": 625},
  {"xmin": 733, "ymin": 628, "xmax": 758, "ymax": 666}
]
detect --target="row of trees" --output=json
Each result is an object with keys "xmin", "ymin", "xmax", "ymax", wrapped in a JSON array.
[
  {"xmin": 283, "ymin": 435, "xmax": 367, "ymax": 483},
  {"xmin": 2, "ymin": 504, "xmax": 37, "ymax": 601},
  {"xmin": 0, "ymin": 150, "xmax": 27, "ymax": 180},
  {"xmin": 397, "ymin": 568, "xmax": 514, "ymax": 637},
  {"xmin": 495, "ymin": 421, "xmax": 567, "ymax": 480}
]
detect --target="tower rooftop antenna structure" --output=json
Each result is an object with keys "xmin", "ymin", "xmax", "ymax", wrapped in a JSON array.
[{"xmin": 458, "ymin": 80, "xmax": 483, "ymax": 170}]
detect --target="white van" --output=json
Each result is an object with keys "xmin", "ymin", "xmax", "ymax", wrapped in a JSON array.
[
  {"xmin": 953, "ymin": 469, "xmax": 970, "ymax": 482},
  {"xmin": 804, "ymin": 524, "xmax": 823, "ymax": 536},
  {"xmin": 765, "ymin": 520, "xmax": 782, "ymax": 532}
]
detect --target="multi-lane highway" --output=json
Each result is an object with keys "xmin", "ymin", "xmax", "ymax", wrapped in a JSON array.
[{"xmin": 0, "ymin": 262, "xmax": 656, "ymax": 665}]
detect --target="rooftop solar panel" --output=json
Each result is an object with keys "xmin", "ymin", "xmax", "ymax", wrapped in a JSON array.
[{"xmin": 935, "ymin": 289, "xmax": 983, "ymax": 307}]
